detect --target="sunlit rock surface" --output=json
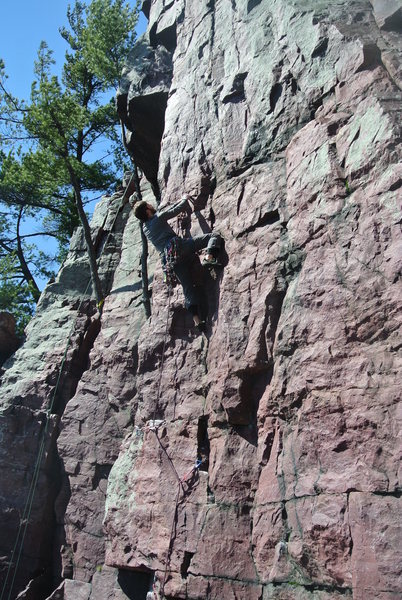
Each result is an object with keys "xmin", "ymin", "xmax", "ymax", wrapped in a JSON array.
[{"xmin": 0, "ymin": 1, "xmax": 401, "ymax": 599}]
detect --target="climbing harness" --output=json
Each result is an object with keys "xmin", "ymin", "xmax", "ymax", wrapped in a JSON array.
[{"xmin": 161, "ymin": 237, "xmax": 180, "ymax": 288}]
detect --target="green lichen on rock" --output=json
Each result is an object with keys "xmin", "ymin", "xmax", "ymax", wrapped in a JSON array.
[{"xmin": 104, "ymin": 427, "xmax": 144, "ymax": 517}]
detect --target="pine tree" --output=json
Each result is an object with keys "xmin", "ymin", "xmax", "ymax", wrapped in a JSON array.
[{"xmin": 0, "ymin": 0, "xmax": 139, "ymax": 328}]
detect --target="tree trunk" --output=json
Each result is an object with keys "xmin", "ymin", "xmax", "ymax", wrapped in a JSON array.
[
  {"xmin": 16, "ymin": 207, "xmax": 41, "ymax": 303},
  {"xmin": 68, "ymin": 168, "xmax": 104, "ymax": 309}
]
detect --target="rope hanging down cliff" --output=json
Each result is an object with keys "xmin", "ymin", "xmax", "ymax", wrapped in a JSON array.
[
  {"xmin": 0, "ymin": 171, "xmax": 136, "ymax": 600},
  {"xmin": 145, "ymin": 279, "xmax": 209, "ymax": 599}
]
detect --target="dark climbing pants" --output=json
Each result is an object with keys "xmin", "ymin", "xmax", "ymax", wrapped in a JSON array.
[{"xmin": 173, "ymin": 233, "xmax": 221, "ymax": 312}]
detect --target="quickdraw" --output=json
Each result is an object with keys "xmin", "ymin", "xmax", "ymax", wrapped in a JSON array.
[{"xmin": 161, "ymin": 237, "xmax": 180, "ymax": 288}]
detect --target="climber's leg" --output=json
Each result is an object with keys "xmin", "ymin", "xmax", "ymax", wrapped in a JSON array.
[
  {"xmin": 179, "ymin": 234, "xmax": 222, "ymax": 265},
  {"xmin": 174, "ymin": 260, "xmax": 206, "ymax": 332}
]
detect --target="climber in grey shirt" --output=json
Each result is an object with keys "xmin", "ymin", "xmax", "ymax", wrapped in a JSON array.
[
  {"xmin": 133, "ymin": 195, "xmax": 222, "ymax": 333},
  {"xmin": 142, "ymin": 197, "xmax": 190, "ymax": 254}
]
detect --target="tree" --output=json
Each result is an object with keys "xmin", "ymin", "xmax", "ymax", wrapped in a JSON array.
[
  {"xmin": 0, "ymin": 0, "xmax": 140, "ymax": 325},
  {"xmin": 0, "ymin": 206, "xmax": 56, "ymax": 334}
]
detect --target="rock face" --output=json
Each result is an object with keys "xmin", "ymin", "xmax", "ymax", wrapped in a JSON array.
[{"xmin": 1, "ymin": 1, "xmax": 401, "ymax": 599}]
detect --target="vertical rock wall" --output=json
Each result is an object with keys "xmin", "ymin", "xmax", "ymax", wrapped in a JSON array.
[
  {"xmin": 0, "ymin": 183, "xmax": 157, "ymax": 599},
  {"xmin": 0, "ymin": 0, "xmax": 401, "ymax": 599},
  {"xmin": 107, "ymin": 1, "xmax": 401, "ymax": 598}
]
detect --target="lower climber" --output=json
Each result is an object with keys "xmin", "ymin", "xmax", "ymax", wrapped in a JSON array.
[{"xmin": 133, "ymin": 196, "xmax": 222, "ymax": 332}]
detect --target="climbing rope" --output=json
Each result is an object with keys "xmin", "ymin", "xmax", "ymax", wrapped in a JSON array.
[
  {"xmin": 0, "ymin": 295, "xmax": 87, "ymax": 600},
  {"xmin": 145, "ymin": 280, "xmax": 197, "ymax": 599},
  {"xmin": 145, "ymin": 203, "xmax": 214, "ymax": 597},
  {"xmin": 0, "ymin": 271, "xmax": 94, "ymax": 600},
  {"xmin": 142, "ymin": 422, "xmax": 204, "ymax": 600},
  {"xmin": 158, "ymin": 454, "xmax": 205, "ymax": 599},
  {"xmin": 0, "ymin": 175, "xmax": 136, "ymax": 600},
  {"xmin": 1, "ymin": 156, "xmax": 204, "ymax": 599},
  {"xmin": 160, "ymin": 485, "xmax": 182, "ymax": 597}
]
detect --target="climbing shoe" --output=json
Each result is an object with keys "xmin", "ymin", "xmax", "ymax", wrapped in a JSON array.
[{"xmin": 202, "ymin": 256, "xmax": 222, "ymax": 267}]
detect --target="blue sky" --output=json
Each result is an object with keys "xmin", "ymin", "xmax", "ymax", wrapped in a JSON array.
[
  {"xmin": 0, "ymin": 0, "xmax": 147, "ymax": 98},
  {"xmin": 0, "ymin": 1, "xmax": 147, "ymax": 289},
  {"xmin": 1, "ymin": 1, "xmax": 73, "ymax": 98}
]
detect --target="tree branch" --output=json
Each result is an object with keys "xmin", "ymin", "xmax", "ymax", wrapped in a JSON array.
[{"xmin": 0, "ymin": 191, "xmax": 65, "ymax": 215}]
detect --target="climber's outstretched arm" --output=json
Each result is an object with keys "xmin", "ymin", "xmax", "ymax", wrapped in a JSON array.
[{"xmin": 158, "ymin": 196, "xmax": 192, "ymax": 222}]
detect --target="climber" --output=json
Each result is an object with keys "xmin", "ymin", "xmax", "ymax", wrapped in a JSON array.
[{"xmin": 133, "ymin": 195, "xmax": 222, "ymax": 332}]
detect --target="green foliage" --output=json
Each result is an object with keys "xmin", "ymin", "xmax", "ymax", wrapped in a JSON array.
[
  {"xmin": 0, "ymin": 60, "xmax": 26, "ymax": 145},
  {"xmin": 0, "ymin": 150, "xmax": 75, "ymax": 257},
  {"xmin": 0, "ymin": 279, "xmax": 34, "ymax": 336},
  {"xmin": 0, "ymin": 0, "xmax": 140, "ymax": 329},
  {"xmin": 0, "ymin": 237, "xmax": 41, "ymax": 336},
  {"xmin": 82, "ymin": 0, "xmax": 139, "ymax": 87}
]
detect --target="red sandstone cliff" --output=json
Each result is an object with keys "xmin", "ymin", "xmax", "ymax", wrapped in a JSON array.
[{"xmin": 0, "ymin": 1, "xmax": 401, "ymax": 599}]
